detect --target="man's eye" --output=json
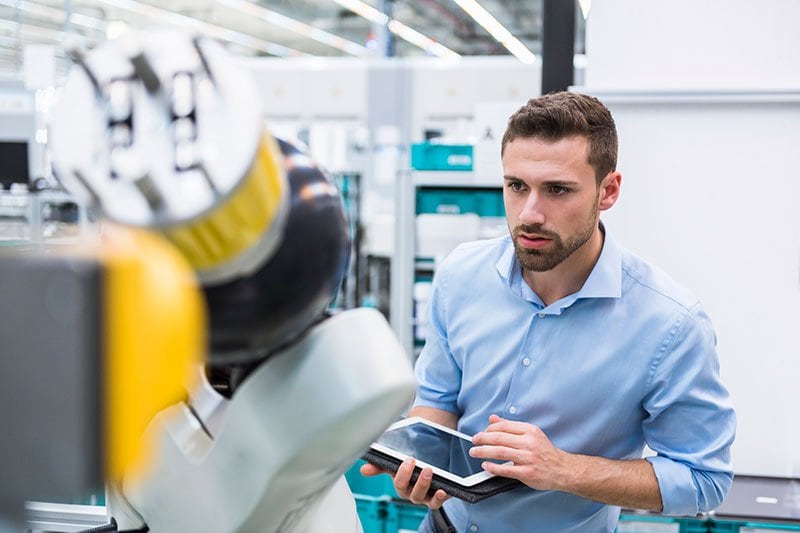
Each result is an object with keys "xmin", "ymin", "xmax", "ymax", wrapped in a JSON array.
[
  {"xmin": 508, "ymin": 181, "xmax": 524, "ymax": 192},
  {"xmin": 549, "ymin": 185, "xmax": 569, "ymax": 195}
]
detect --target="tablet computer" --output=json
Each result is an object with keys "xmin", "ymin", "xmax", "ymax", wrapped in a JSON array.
[{"xmin": 363, "ymin": 416, "xmax": 524, "ymax": 503}]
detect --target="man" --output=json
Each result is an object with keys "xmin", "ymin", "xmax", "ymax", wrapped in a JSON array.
[{"xmin": 362, "ymin": 92, "xmax": 736, "ymax": 532}]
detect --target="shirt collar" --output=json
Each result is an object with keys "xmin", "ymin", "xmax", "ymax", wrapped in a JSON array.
[
  {"xmin": 577, "ymin": 226, "xmax": 622, "ymax": 300},
  {"xmin": 496, "ymin": 223, "xmax": 623, "ymax": 309}
]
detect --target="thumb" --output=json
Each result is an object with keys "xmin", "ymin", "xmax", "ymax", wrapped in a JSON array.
[{"xmin": 360, "ymin": 463, "xmax": 386, "ymax": 477}]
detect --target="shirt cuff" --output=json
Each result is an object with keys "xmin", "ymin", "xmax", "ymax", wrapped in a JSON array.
[
  {"xmin": 647, "ymin": 455, "xmax": 699, "ymax": 516},
  {"xmin": 411, "ymin": 396, "xmax": 459, "ymax": 415}
]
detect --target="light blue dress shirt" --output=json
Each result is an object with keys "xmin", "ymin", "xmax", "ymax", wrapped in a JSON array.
[{"xmin": 413, "ymin": 230, "xmax": 736, "ymax": 533}]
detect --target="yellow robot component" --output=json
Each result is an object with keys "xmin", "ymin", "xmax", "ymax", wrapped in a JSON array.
[
  {"xmin": 99, "ymin": 225, "xmax": 205, "ymax": 480},
  {"xmin": 163, "ymin": 134, "xmax": 286, "ymax": 275}
]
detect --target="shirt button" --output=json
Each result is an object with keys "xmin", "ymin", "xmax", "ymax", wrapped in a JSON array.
[
  {"xmin": 522, "ymin": 357, "xmax": 531, "ymax": 366},
  {"xmin": 537, "ymin": 313, "xmax": 545, "ymax": 318},
  {"xmin": 509, "ymin": 405, "xmax": 518, "ymax": 415},
  {"xmin": 470, "ymin": 525, "xmax": 479, "ymax": 532}
]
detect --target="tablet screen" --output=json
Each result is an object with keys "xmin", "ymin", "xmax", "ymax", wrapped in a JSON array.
[{"xmin": 372, "ymin": 418, "xmax": 506, "ymax": 485}]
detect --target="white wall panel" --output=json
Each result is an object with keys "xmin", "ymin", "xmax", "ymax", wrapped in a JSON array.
[
  {"xmin": 308, "ymin": 63, "xmax": 368, "ymax": 119},
  {"xmin": 412, "ymin": 61, "xmax": 479, "ymax": 118},
  {"xmin": 597, "ymin": 96, "xmax": 800, "ymax": 476},
  {"xmin": 410, "ymin": 57, "xmax": 541, "ymax": 140},
  {"xmin": 240, "ymin": 58, "xmax": 368, "ymax": 120},
  {"xmin": 585, "ymin": 0, "xmax": 800, "ymax": 91},
  {"xmin": 585, "ymin": 0, "xmax": 800, "ymax": 478}
]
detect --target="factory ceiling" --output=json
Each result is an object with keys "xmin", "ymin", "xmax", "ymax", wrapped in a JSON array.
[{"xmin": 0, "ymin": 0, "xmax": 586, "ymax": 77}]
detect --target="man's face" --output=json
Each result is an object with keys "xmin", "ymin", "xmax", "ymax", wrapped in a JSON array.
[{"xmin": 501, "ymin": 135, "xmax": 605, "ymax": 272}]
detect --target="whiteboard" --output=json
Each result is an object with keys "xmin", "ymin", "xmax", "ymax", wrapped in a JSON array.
[{"xmin": 593, "ymin": 93, "xmax": 800, "ymax": 477}]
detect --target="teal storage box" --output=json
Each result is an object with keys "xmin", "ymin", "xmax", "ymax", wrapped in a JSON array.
[
  {"xmin": 411, "ymin": 143, "xmax": 473, "ymax": 171},
  {"xmin": 709, "ymin": 519, "xmax": 800, "ymax": 532},
  {"xmin": 384, "ymin": 499, "xmax": 428, "ymax": 533},
  {"xmin": 617, "ymin": 513, "xmax": 707, "ymax": 533},
  {"xmin": 346, "ymin": 459, "xmax": 398, "ymax": 498},
  {"xmin": 355, "ymin": 495, "xmax": 390, "ymax": 533},
  {"xmin": 416, "ymin": 187, "xmax": 504, "ymax": 217}
]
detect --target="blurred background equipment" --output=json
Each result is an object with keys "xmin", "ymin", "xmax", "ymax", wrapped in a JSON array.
[{"xmin": 2, "ymin": 25, "xmax": 417, "ymax": 533}]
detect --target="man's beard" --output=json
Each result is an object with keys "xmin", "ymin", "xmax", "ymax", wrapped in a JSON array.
[{"xmin": 512, "ymin": 203, "xmax": 599, "ymax": 273}]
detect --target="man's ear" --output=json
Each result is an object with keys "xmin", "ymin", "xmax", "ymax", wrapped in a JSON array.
[{"xmin": 598, "ymin": 171, "xmax": 622, "ymax": 211}]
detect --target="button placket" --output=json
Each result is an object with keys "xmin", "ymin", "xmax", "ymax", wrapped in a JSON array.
[{"xmin": 505, "ymin": 309, "xmax": 540, "ymax": 420}]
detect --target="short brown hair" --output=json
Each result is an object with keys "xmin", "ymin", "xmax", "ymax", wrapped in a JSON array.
[{"xmin": 501, "ymin": 92, "xmax": 618, "ymax": 183}]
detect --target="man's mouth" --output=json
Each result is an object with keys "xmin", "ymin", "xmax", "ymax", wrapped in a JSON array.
[{"xmin": 517, "ymin": 234, "xmax": 552, "ymax": 249}]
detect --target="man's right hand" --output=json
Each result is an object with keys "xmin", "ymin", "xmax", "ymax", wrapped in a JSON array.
[{"xmin": 360, "ymin": 459, "xmax": 451, "ymax": 509}]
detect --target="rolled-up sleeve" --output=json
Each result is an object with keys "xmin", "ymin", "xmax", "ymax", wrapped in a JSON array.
[
  {"xmin": 643, "ymin": 303, "xmax": 736, "ymax": 515},
  {"xmin": 412, "ymin": 265, "xmax": 462, "ymax": 415}
]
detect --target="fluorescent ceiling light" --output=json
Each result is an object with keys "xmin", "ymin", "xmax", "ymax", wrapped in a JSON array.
[
  {"xmin": 332, "ymin": 0, "xmax": 460, "ymax": 59},
  {"xmin": 387, "ymin": 20, "xmax": 459, "ymax": 60},
  {"xmin": 217, "ymin": 0, "xmax": 369, "ymax": 56},
  {"xmin": 0, "ymin": 0, "xmax": 105, "ymax": 31},
  {"xmin": 450, "ymin": 0, "xmax": 536, "ymax": 64},
  {"xmin": 331, "ymin": 0, "xmax": 388, "ymax": 25},
  {"xmin": 92, "ymin": 0, "xmax": 304, "ymax": 57}
]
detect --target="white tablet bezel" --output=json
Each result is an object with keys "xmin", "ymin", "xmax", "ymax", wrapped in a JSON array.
[{"xmin": 369, "ymin": 416, "xmax": 500, "ymax": 487}]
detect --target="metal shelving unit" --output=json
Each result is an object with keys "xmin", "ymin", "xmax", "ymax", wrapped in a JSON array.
[
  {"xmin": 390, "ymin": 163, "xmax": 505, "ymax": 361},
  {"xmin": 0, "ymin": 189, "xmax": 94, "ymax": 243}
]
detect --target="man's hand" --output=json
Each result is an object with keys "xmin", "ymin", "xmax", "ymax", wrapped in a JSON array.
[
  {"xmin": 470, "ymin": 414, "xmax": 664, "ymax": 511},
  {"xmin": 359, "ymin": 405, "xmax": 457, "ymax": 508},
  {"xmin": 360, "ymin": 460, "xmax": 451, "ymax": 509},
  {"xmin": 469, "ymin": 414, "xmax": 570, "ymax": 491}
]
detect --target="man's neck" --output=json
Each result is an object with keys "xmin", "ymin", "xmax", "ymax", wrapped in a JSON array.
[{"xmin": 522, "ymin": 226, "xmax": 605, "ymax": 307}]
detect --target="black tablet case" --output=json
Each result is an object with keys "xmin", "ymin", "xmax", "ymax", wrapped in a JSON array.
[{"xmin": 362, "ymin": 448, "xmax": 524, "ymax": 504}]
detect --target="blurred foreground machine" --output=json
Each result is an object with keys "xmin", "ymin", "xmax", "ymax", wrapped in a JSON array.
[{"xmin": 0, "ymin": 28, "xmax": 415, "ymax": 532}]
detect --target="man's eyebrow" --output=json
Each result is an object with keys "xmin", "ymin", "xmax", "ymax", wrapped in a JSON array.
[
  {"xmin": 503, "ymin": 176, "xmax": 581, "ymax": 186},
  {"xmin": 543, "ymin": 179, "xmax": 581, "ymax": 186}
]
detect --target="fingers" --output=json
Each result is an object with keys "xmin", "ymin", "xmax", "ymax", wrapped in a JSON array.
[
  {"xmin": 470, "ymin": 414, "xmax": 540, "ymax": 468},
  {"xmin": 472, "ymin": 429, "xmax": 525, "ymax": 449},
  {"xmin": 469, "ymin": 444, "xmax": 519, "ymax": 462},
  {"xmin": 429, "ymin": 489, "xmax": 451, "ymax": 509},
  {"xmin": 392, "ymin": 458, "xmax": 450, "ymax": 509},
  {"xmin": 484, "ymin": 414, "xmax": 532, "ymax": 435},
  {"xmin": 408, "ymin": 467, "xmax": 434, "ymax": 503},
  {"xmin": 409, "ymin": 470, "xmax": 450, "ymax": 509},
  {"xmin": 478, "ymin": 459, "xmax": 518, "ymax": 478},
  {"xmin": 393, "ymin": 458, "xmax": 417, "ymax": 498},
  {"xmin": 360, "ymin": 463, "xmax": 386, "ymax": 477}
]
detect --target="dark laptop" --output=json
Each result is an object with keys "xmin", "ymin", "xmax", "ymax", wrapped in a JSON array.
[{"xmin": 712, "ymin": 475, "xmax": 800, "ymax": 522}]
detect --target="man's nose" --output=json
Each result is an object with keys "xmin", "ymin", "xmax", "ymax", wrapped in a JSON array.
[{"xmin": 519, "ymin": 194, "xmax": 546, "ymax": 225}]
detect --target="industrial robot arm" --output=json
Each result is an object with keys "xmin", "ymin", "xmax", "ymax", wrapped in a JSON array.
[{"xmin": 48, "ymin": 27, "xmax": 415, "ymax": 533}]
